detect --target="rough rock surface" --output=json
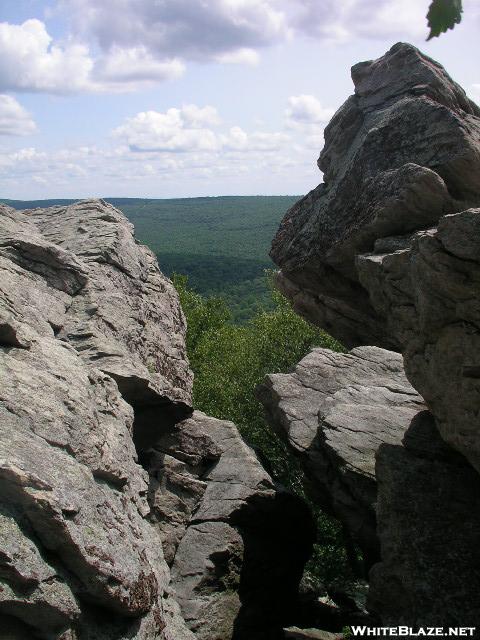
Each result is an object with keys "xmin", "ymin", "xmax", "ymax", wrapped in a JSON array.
[
  {"xmin": 0, "ymin": 200, "xmax": 312, "ymax": 639},
  {"xmin": 264, "ymin": 43, "xmax": 480, "ymax": 628},
  {"xmin": 369, "ymin": 411, "xmax": 480, "ymax": 626},
  {"xmin": 357, "ymin": 209, "xmax": 480, "ymax": 473},
  {"xmin": 0, "ymin": 202, "xmax": 193, "ymax": 639},
  {"xmin": 257, "ymin": 346, "xmax": 425, "ymax": 566},
  {"xmin": 144, "ymin": 411, "xmax": 315, "ymax": 640},
  {"xmin": 271, "ymin": 42, "xmax": 480, "ymax": 351}
]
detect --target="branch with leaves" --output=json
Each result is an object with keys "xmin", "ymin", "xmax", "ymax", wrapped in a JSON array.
[{"xmin": 427, "ymin": 0, "xmax": 463, "ymax": 39}]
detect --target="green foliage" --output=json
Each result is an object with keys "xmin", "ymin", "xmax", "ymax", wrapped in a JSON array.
[
  {"xmin": 173, "ymin": 272, "xmax": 357, "ymax": 586},
  {"xmin": 427, "ymin": 0, "xmax": 463, "ymax": 39}
]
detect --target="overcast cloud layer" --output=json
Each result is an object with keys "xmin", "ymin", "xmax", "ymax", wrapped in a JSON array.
[{"xmin": 0, "ymin": 0, "xmax": 479, "ymax": 198}]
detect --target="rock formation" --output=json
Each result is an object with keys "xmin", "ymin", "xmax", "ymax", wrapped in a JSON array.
[
  {"xmin": 261, "ymin": 43, "xmax": 480, "ymax": 627},
  {"xmin": 0, "ymin": 200, "xmax": 313, "ymax": 639},
  {"xmin": 256, "ymin": 346, "xmax": 425, "ymax": 569}
]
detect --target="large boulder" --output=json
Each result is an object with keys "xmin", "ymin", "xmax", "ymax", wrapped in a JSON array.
[
  {"xmin": 265, "ymin": 43, "xmax": 480, "ymax": 627},
  {"xmin": 25, "ymin": 199, "xmax": 192, "ymax": 412},
  {"xmin": 144, "ymin": 411, "xmax": 315, "ymax": 640},
  {"xmin": 0, "ymin": 201, "xmax": 195, "ymax": 640},
  {"xmin": 0, "ymin": 200, "xmax": 314, "ymax": 639},
  {"xmin": 271, "ymin": 42, "xmax": 480, "ymax": 351},
  {"xmin": 256, "ymin": 346, "xmax": 425, "ymax": 567}
]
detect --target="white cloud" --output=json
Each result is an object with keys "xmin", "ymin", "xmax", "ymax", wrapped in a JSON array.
[
  {"xmin": 0, "ymin": 19, "xmax": 93, "ymax": 93},
  {"xmin": 3, "ymin": 0, "xmax": 473, "ymax": 95},
  {"xmin": 286, "ymin": 94, "xmax": 335, "ymax": 125},
  {"xmin": 112, "ymin": 107, "xmax": 222, "ymax": 152},
  {"xmin": 0, "ymin": 95, "xmax": 36, "ymax": 136},
  {"xmin": 214, "ymin": 47, "xmax": 259, "ymax": 65},
  {"xmin": 94, "ymin": 46, "xmax": 185, "ymax": 88},
  {"xmin": 222, "ymin": 126, "xmax": 290, "ymax": 151},
  {"xmin": 0, "ymin": 19, "xmax": 184, "ymax": 94},
  {"xmin": 113, "ymin": 105, "xmax": 290, "ymax": 155}
]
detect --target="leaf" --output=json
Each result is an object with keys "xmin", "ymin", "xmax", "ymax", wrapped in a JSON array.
[{"xmin": 427, "ymin": 0, "xmax": 463, "ymax": 40}]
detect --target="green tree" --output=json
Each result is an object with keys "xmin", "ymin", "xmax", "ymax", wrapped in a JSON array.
[{"xmin": 173, "ymin": 272, "xmax": 359, "ymax": 586}]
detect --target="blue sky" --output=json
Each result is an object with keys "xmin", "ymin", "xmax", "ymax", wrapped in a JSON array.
[{"xmin": 1, "ymin": 0, "xmax": 479, "ymax": 199}]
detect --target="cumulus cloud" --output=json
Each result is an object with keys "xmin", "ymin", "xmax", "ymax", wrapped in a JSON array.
[
  {"xmin": 0, "ymin": 19, "xmax": 93, "ymax": 93},
  {"xmin": 94, "ymin": 46, "xmax": 185, "ymax": 87},
  {"xmin": 62, "ymin": 0, "xmax": 447, "ymax": 67},
  {"xmin": 0, "ymin": 18, "xmax": 184, "ymax": 94},
  {"xmin": 113, "ymin": 104, "xmax": 291, "ymax": 155},
  {"xmin": 113, "ymin": 106, "xmax": 222, "ymax": 152},
  {"xmin": 0, "ymin": 95, "xmax": 36, "ymax": 136},
  {"xmin": 4, "ymin": 0, "xmax": 474, "ymax": 94},
  {"xmin": 286, "ymin": 95, "xmax": 335, "ymax": 125}
]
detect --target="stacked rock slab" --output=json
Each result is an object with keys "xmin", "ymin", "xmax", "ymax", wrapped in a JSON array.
[
  {"xmin": 256, "ymin": 346, "xmax": 425, "ymax": 569},
  {"xmin": 144, "ymin": 411, "xmax": 314, "ymax": 640},
  {"xmin": 0, "ymin": 200, "xmax": 192, "ymax": 640},
  {"xmin": 0, "ymin": 200, "xmax": 311, "ymax": 639},
  {"xmin": 263, "ymin": 43, "xmax": 480, "ymax": 626}
]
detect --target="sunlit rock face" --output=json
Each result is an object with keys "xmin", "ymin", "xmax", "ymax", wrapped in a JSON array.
[
  {"xmin": 270, "ymin": 41, "xmax": 480, "ymax": 473},
  {"xmin": 0, "ymin": 200, "xmax": 312, "ymax": 640},
  {"xmin": 257, "ymin": 346, "xmax": 425, "ymax": 569}
]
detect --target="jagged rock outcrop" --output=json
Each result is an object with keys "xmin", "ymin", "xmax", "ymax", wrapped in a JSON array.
[
  {"xmin": 256, "ymin": 346, "xmax": 425, "ymax": 567},
  {"xmin": 271, "ymin": 41, "xmax": 480, "ymax": 475},
  {"xmin": 144, "ymin": 411, "xmax": 314, "ymax": 640},
  {"xmin": 261, "ymin": 43, "xmax": 480, "ymax": 627},
  {"xmin": 357, "ymin": 209, "xmax": 480, "ymax": 473},
  {"xmin": 271, "ymin": 43, "xmax": 480, "ymax": 348},
  {"xmin": 0, "ymin": 200, "xmax": 312, "ymax": 639},
  {"xmin": 0, "ymin": 200, "xmax": 192, "ymax": 640}
]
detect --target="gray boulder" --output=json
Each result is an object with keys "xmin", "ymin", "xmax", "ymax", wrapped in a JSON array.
[
  {"xmin": 145, "ymin": 411, "xmax": 315, "ymax": 640},
  {"xmin": 0, "ymin": 201, "xmax": 194, "ymax": 639},
  {"xmin": 26, "ymin": 199, "xmax": 193, "ymax": 413},
  {"xmin": 358, "ymin": 208, "xmax": 480, "ymax": 473},
  {"xmin": 256, "ymin": 346, "xmax": 425, "ymax": 566},
  {"xmin": 0, "ymin": 200, "xmax": 314, "ymax": 639},
  {"xmin": 266, "ymin": 42, "xmax": 480, "ymax": 627},
  {"xmin": 270, "ymin": 43, "xmax": 480, "ymax": 350}
]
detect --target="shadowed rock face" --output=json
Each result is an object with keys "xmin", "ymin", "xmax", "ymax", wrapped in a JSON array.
[
  {"xmin": 271, "ymin": 42, "xmax": 480, "ymax": 351},
  {"xmin": 0, "ymin": 200, "xmax": 313, "ymax": 639},
  {"xmin": 369, "ymin": 412, "xmax": 480, "ymax": 626},
  {"xmin": 357, "ymin": 209, "xmax": 480, "ymax": 473},
  {"xmin": 256, "ymin": 346, "xmax": 425, "ymax": 567}
]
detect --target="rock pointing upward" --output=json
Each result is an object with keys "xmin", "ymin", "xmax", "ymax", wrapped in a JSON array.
[
  {"xmin": 271, "ymin": 42, "xmax": 480, "ymax": 350},
  {"xmin": 262, "ymin": 43, "xmax": 480, "ymax": 628}
]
